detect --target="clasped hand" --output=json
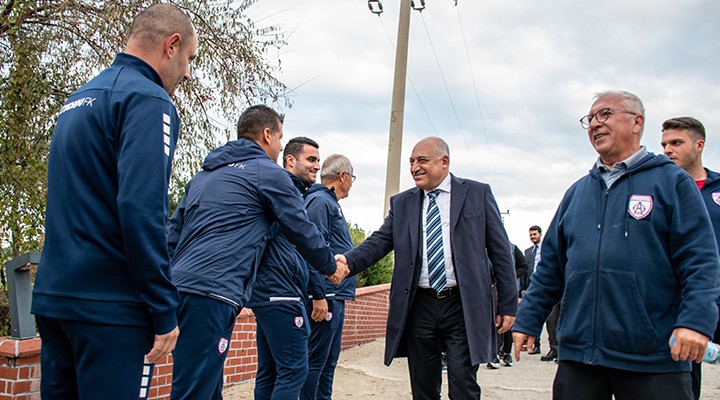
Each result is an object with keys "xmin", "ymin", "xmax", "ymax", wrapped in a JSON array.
[{"xmin": 326, "ymin": 254, "xmax": 350, "ymax": 285}]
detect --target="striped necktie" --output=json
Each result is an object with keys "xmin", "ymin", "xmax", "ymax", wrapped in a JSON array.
[{"xmin": 426, "ymin": 189, "xmax": 446, "ymax": 292}]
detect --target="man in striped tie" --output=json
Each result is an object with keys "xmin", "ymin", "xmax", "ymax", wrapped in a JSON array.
[{"xmin": 334, "ymin": 137, "xmax": 517, "ymax": 399}]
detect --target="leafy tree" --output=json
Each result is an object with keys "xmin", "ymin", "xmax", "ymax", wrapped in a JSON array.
[
  {"xmin": 347, "ymin": 222, "xmax": 393, "ymax": 288},
  {"xmin": 0, "ymin": 0, "xmax": 288, "ymax": 267}
]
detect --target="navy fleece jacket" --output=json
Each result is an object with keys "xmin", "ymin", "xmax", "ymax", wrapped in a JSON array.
[
  {"xmin": 168, "ymin": 140, "xmax": 336, "ymax": 309},
  {"xmin": 515, "ymin": 153, "xmax": 720, "ymax": 373}
]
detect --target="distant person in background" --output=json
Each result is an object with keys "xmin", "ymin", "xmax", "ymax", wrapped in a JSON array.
[
  {"xmin": 488, "ymin": 243, "xmax": 528, "ymax": 369},
  {"xmin": 168, "ymin": 109, "xmax": 339, "ymax": 400},
  {"xmin": 514, "ymin": 90, "xmax": 719, "ymax": 400},
  {"xmin": 31, "ymin": 4, "xmax": 196, "ymax": 399},
  {"xmin": 300, "ymin": 154, "xmax": 357, "ymax": 400},
  {"xmin": 661, "ymin": 116, "xmax": 720, "ymax": 400},
  {"xmin": 522, "ymin": 225, "xmax": 545, "ymax": 355}
]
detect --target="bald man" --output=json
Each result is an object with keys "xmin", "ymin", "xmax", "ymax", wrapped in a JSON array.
[
  {"xmin": 334, "ymin": 137, "xmax": 517, "ymax": 399},
  {"xmin": 32, "ymin": 4, "xmax": 197, "ymax": 399}
]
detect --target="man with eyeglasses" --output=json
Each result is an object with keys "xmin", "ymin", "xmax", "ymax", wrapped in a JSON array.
[
  {"xmin": 512, "ymin": 91, "xmax": 719, "ymax": 400},
  {"xmin": 300, "ymin": 154, "xmax": 357, "ymax": 400},
  {"xmin": 661, "ymin": 116, "xmax": 720, "ymax": 400},
  {"xmin": 168, "ymin": 116, "xmax": 341, "ymax": 399}
]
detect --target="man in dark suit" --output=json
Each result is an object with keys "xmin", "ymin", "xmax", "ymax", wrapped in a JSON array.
[
  {"xmin": 523, "ymin": 225, "xmax": 542, "ymax": 283},
  {"xmin": 333, "ymin": 137, "xmax": 517, "ymax": 399},
  {"xmin": 523, "ymin": 225, "xmax": 559, "ymax": 360},
  {"xmin": 521, "ymin": 226, "xmax": 542, "ymax": 355}
]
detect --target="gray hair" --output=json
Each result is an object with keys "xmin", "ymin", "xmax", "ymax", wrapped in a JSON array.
[
  {"xmin": 593, "ymin": 90, "xmax": 645, "ymax": 116},
  {"xmin": 320, "ymin": 154, "xmax": 353, "ymax": 183},
  {"xmin": 593, "ymin": 90, "xmax": 645, "ymax": 134}
]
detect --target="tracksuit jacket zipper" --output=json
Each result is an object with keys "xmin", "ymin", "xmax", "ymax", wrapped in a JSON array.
[{"xmin": 590, "ymin": 187, "xmax": 611, "ymax": 364}]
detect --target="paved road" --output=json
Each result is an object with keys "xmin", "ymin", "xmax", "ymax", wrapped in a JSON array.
[{"xmin": 223, "ymin": 337, "xmax": 720, "ymax": 399}]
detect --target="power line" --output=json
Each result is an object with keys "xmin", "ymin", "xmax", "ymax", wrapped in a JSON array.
[
  {"xmin": 454, "ymin": 4, "xmax": 497, "ymax": 179},
  {"xmin": 418, "ymin": 12, "xmax": 481, "ymax": 178}
]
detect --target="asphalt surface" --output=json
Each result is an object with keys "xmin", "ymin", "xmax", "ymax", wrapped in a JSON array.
[{"xmin": 223, "ymin": 337, "xmax": 720, "ymax": 399}]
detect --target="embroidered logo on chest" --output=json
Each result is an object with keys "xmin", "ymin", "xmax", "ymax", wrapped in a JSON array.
[
  {"xmin": 712, "ymin": 192, "xmax": 720, "ymax": 206},
  {"xmin": 628, "ymin": 195, "xmax": 653, "ymax": 220},
  {"xmin": 217, "ymin": 337, "xmax": 229, "ymax": 354}
]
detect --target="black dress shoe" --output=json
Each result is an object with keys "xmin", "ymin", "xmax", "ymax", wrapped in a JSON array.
[
  {"xmin": 540, "ymin": 348, "xmax": 558, "ymax": 361},
  {"xmin": 528, "ymin": 344, "xmax": 541, "ymax": 354}
]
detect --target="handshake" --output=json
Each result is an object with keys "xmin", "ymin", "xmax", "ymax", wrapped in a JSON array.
[{"xmin": 326, "ymin": 254, "xmax": 350, "ymax": 285}]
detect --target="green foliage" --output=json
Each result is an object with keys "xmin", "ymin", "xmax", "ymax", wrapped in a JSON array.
[
  {"xmin": 0, "ymin": 1, "xmax": 290, "ymax": 335},
  {"xmin": 347, "ymin": 222, "xmax": 394, "ymax": 288},
  {"xmin": 0, "ymin": 0, "xmax": 289, "ymax": 266}
]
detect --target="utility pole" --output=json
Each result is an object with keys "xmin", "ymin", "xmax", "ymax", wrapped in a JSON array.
[{"xmin": 382, "ymin": 0, "xmax": 412, "ymax": 216}]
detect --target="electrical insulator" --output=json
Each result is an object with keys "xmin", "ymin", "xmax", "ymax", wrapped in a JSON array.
[{"xmin": 368, "ymin": 0, "xmax": 383, "ymax": 14}]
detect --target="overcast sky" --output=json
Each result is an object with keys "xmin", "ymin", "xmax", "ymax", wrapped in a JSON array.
[{"xmin": 241, "ymin": 0, "xmax": 720, "ymax": 248}]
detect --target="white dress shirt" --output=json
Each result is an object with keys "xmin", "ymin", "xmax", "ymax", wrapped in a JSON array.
[{"xmin": 419, "ymin": 174, "xmax": 457, "ymax": 289}]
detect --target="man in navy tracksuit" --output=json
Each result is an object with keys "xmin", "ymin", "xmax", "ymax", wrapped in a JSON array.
[
  {"xmin": 31, "ymin": 5, "xmax": 196, "ymax": 399},
  {"xmin": 300, "ymin": 154, "xmax": 357, "ymax": 400},
  {"xmin": 168, "ymin": 110, "xmax": 338, "ymax": 400},
  {"xmin": 661, "ymin": 116, "xmax": 720, "ymax": 400},
  {"xmin": 514, "ymin": 91, "xmax": 720, "ymax": 400},
  {"xmin": 248, "ymin": 136, "xmax": 328, "ymax": 400}
]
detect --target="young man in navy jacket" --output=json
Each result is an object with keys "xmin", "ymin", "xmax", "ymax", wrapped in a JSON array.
[
  {"xmin": 514, "ymin": 91, "xmax": 720, "ymax": 400},
  {"xmin": 32, "ymin": 4, "xmax": 197, "ymax": 399},
  {"xmin": 661, "ymin": 116, "xmax": 720, "ymax": 400},
  {"xmin": 168, "ymin": 110, "xmax": 340, "ymax": 400},
  {"xmin": 247, "ymin": 136, "xmax": 326, "ymax": 400}
]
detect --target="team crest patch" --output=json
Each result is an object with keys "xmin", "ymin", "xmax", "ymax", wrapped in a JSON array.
[
  {"xmin": 295, "ymin": 316, "xmax": 304, "ymax": 328},
  {"xmin": 628, "ymin": 195, "xmax": 653, "ymax": 220},
  {"xmin": 712, "ymin": 192, "xmax": 720, "ymax": 206},
  {"xmin": 325, "ymin": 312, "xmax": 333, "ymax": 322},
  {"xmin": 217, "ymin": 337, "xmax": 229, "ymax": 354}
]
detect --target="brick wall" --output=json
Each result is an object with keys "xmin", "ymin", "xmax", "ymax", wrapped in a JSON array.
[
  {"xmin": 0, "ymin": 339, "xmax": 41, "ymax": 400},
  {"xmin": 0, "ymin": 283, "xmax": 390, "ymax": 399}
]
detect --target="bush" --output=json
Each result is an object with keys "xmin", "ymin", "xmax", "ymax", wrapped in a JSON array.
[{"xmin": 347, "ymin": 222, "xmax": 393, "ymax": 288}]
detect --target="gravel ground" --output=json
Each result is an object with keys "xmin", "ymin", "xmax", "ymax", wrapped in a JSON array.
[{"xmin": 223, "ymin": 337, "xmax": 720, "ymax": 399}]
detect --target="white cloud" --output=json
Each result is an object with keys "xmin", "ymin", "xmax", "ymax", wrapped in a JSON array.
[{"xmin": 246, "ymin": 0, "xmax": 720, "ymax": 247}]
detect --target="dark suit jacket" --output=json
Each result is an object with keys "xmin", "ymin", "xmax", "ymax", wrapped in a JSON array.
[
  {"xmin": 345, "ymin": 174, "xmax": 517, "ymax": 366},
  {"xmin": 522, "ymin": 246, "xmax": 536, "ymax": 291}
]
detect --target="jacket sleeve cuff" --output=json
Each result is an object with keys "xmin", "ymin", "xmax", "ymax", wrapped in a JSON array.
[
  {"xmin": 152, "ymin": 310, "xmax": 179, "ymax": 335},
  {"xmin": 309, "ymin": 270, "xmax": 327, "ymax": 299}
]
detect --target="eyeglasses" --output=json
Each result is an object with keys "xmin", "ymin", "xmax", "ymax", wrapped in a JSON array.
[
  {"xmin": 343, "ymin": 172, "xmax": 356, "ymax": 182},
  {"xmin": 579, "ymin": 108, "xmax": 637, "ymax": 129}
]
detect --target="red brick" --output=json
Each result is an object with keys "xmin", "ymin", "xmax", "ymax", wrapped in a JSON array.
[{"xmin": 0, "ymin": 367, "xmax": 18, "ymax": 381}]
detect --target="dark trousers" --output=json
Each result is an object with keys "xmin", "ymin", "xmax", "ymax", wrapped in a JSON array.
[
  {"xmin": 691, "ymin": 361, "xmax": 702, "ymax": 400},
  {"xmin": 499, "ymin": 330, "xmax": 512, "ymax": 354},
  {"xmin": 171, "ymin": 293, "xmax": 238, "ymax": 400},
  {"xmin": 36, "ymin": 315, "xmax": 154, "ymax": 400},
  {"xmin": 300, "ymin": 299, "xmax": 346, "ymax": 400},
  {"xmin": 553, "ymin": 361, "xmax": 692, "ymax": 400},
  {"xmin": 404, "ymin": 290, "xmax": 480, "ymax": 400},
  {"xmin": 546, "ymin": 303, "xmax": 560, "ymax": 350},
  {"xmin": 254, "ymin": 302, "xmax": 311, "ymax": 400}
]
